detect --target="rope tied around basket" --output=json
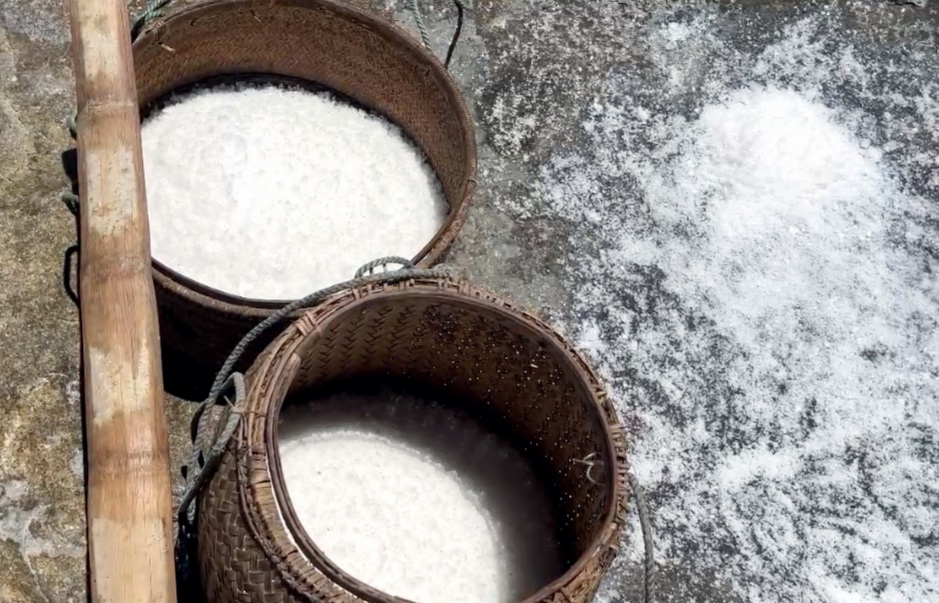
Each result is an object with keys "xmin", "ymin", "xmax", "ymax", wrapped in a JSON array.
[
  {"xmin": 174, "ymin": 373, "xmax": 245, "ymax": 594},
  {"xmin": 177, "ymin": 372, "xmax": 246, "ymax": 524}
]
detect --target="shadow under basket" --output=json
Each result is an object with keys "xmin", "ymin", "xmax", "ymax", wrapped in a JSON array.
[
  {"xmin": 197, "ymin": 279, "xmax": 629, "ymax": 603},
  {"xmin": 132, "ymin": 0, "xmax": 477, "ymax": 399}
]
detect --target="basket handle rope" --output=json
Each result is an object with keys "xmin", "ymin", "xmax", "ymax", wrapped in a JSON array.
[{"xmin": 177, "ymin": 372, "xmax": 246, "ymax": 525}]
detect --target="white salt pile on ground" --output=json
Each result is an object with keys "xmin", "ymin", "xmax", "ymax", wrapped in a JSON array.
[
  {"xmin": 557, "ymin": 83, "xmax": 938, "ymax": 601},
  {"xmin": 278, "ymin": 389, "xmax": 564, "ymax": 603},
  {"xmin": 141, "ymin": 85, "xmax": 447, "ymax": 299},
  {"xmin": 464, "ymin": 6, "xmax": 938, "ymax": 601}
]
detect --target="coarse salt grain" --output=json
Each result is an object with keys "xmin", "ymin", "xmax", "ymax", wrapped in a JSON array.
[
  {"xmin": 542, "ymin": 73, "xmax": 938, "ymax": 603},
  {"xmin": 141, "ymin": 85, "xmax": 447, "ymax": 300},
  {"xmin": 278, "ymin": 390, "xmax": 564, "ymax": 603}
]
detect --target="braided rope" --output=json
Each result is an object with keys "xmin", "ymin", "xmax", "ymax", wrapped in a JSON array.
[
  {"xmin": 130, "ymin": 0, "xmax": 172, "ymax": 41},
  {"xmin": 407, "ymin": 0, "xmax": 433, "ymax": 51},
  {"xmin": 177, "ymin": 372, "xmax": 246, "ymax": 524},
  {"xmin": 354, "ymin": 255, "xmax": 416, "ymax": 278},
  {"xmin": 407, "ymin": 0, "xmax": 473, "ymax": 69}
]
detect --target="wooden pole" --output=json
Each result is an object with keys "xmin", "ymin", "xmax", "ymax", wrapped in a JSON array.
[{"xmin": 66, "ymin": 1, "xmax": 177, "ymax": 602}]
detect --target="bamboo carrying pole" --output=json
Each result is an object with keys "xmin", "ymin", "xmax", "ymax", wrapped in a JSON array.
[{"xmin": 66, "ymin": 1, "xmax": 177, "ymax": 602}]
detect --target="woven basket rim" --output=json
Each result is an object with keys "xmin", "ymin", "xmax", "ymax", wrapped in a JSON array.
[
  {"xmin": 234, "ymin": 279, "xmax": 629, "ymax": 603},
  {"xmin": 135, "ymin": 0, "xmax": 478, "ymax": 314}
]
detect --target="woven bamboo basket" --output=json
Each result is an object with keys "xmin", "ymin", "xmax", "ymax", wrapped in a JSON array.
[
  {"xmin": 132, "ymin": 0, "xmax": 477, "ymax": 397},
  {"xmin": 197, "ymin": 278, "xmax": 629, "ymax": 603}
]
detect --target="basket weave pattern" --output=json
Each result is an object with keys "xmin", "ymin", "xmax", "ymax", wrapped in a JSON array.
[
  {"xmin": 198, "ymin": 279, "xmax": 629, "ymax": 603},
  {"xmin": 132, "ymin": 0, "xmax": 478, "ymax": 394}
]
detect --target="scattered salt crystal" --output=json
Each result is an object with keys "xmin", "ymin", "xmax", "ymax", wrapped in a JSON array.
[
  {"xmin": 518, "ymin": 13, "xmax": 938, "ymax": 601},
  {"xmin": 141, "ymin": 85, "xmax": 447, "ymax": 299},
  {"xmin": 278, "ymin": 390, "xmax": 564, "ymax": 603}
]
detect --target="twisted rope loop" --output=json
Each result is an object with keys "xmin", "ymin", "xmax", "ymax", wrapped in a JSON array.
[{"xmin": 177, "ymin": 372, "xmax": 246, "ymax": 525}]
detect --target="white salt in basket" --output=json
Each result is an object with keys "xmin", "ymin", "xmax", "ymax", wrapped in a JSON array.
[
  {"xmin": 132, "ymin": 0, "xmax": 477, "ymax": 397},
  {"xmin": 195, "ymin": 278, "xmax": 629, "ymax": 603}
]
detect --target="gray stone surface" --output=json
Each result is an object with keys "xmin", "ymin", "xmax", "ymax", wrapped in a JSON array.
[{"xmin": 1, "ymin": 1, "xmax": 936, "ymax": 602}]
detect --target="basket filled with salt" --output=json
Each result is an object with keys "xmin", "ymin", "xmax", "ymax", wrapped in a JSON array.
[
  {"xmin": 131, "ymin": 0, "xmax": 477, "ymax": 396},
  {"xmin": 193, "ymin": 277, "xmax": 628, "ymax": 603}
]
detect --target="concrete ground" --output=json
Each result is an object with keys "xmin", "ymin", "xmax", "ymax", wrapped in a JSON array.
[{"xmin": 1, "ymin": 1, "xmax": 936, "ymax": 602}]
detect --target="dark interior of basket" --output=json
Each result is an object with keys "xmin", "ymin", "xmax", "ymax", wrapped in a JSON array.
[
  {"xmin": 280, "ymin": 292, "xmax": 617, "ymax": 569},
  {"xmin": 133, "ymin": 0, "xmax": 471, "ymax": 212}
]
